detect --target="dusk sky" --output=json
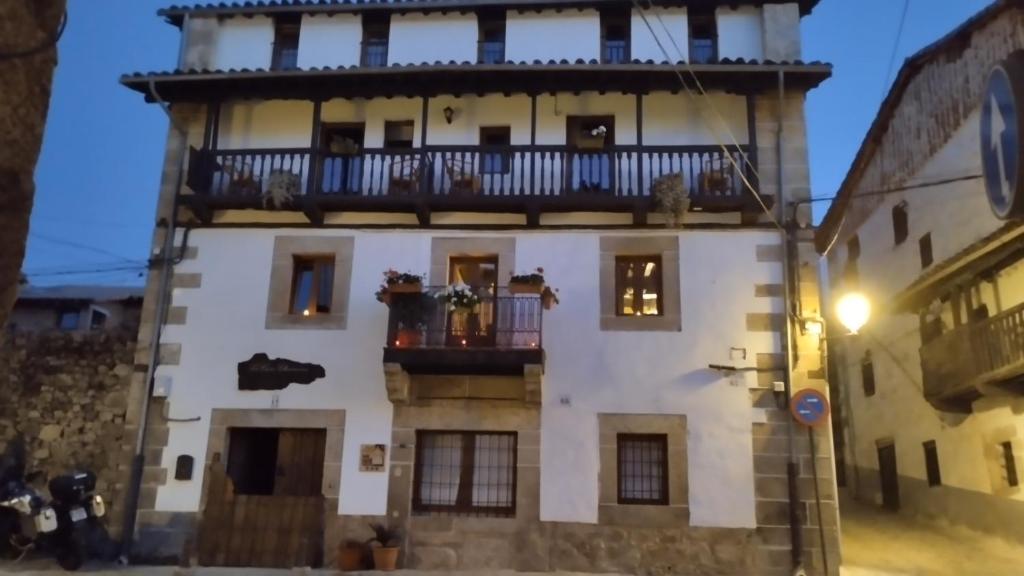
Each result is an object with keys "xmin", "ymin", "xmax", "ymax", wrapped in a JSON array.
[{"xmin": 23, "ymin": 0, "xmax": 994, "ymax": 286}]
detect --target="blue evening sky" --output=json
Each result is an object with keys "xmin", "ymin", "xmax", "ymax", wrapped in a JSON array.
[{"xmin": 24, "ymin": 0, "xmax": 994, "ymax": 285}]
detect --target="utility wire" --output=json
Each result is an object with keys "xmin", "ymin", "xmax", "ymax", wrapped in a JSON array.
[
  {"xmin": 881, "ymin": 0, "xmax": 911, "ymax": 103},
  {"xmin": 29, "ymin": 231, "xmax": 145, "ymax": 264},
  {"xmin": 805, "ymin": 173, "xmax": 983, "ymax": 204},
  {"xmin": 0, "ymin": 10, "xmax": 67, "ymax": 61}
]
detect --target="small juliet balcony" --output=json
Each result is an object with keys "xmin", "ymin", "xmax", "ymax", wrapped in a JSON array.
[
  {"xmin": 381, "ymin": 287, "xmax": 545, "ymax": 405},
  {"xmin": 184, "ymin": 144, "xmax": 764, "ymax": 225},
  {"xmin": 920, "ymin": 301, "xmax": 1024, "ymax": 412}
]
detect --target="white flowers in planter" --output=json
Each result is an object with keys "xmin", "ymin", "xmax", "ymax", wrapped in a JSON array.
[
  {"xmin": 590, "ymin": 125, "xmax": 608, "ymax": 137},
  {"xmin": 436, "ymin": 283, "xmax": 482, "ymax": 312}
]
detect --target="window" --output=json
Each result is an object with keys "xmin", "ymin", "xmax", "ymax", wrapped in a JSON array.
[
  {"xmin": 383, "ymin": 120, "xmax": 414, "ymax": 149},
  {"xmin": 271, "ymin": 15, "xmax": 300, "ymax": 70},
  {"xmin": 361, "ymin": 14, "xmax": 390, "ymax": 67},
  {"xmin": 923, "ymin": 441, "xmax": 941, "ymax": 487},
  {"xmin": 615, "ymin": 256, "xmax": 663, "ymax": 316},
  {"xmin": 617, "ymin": 434, "xmax": 668, "ymax": 505},
  {"xmin": 290, "ymin": 256, "xmax": 335, "ymax": 316},
  {"xmin": 480, "ymin": 126, "xmax": 511, "ymax": 174},
  {"xmin": 57, "ymin": 309, "xmax": 80, "ymax": 331},
  {"xmin": 89, "ymin": 308, "xmax": 108, "ymax": 331},
  {"xmin": 601, "ymin": 9, "xmax": 630, "ymax": 64},
  {"xmin": 892, "ymin": 202, "xmax": 909, "ymax": 245},
  {"xmin": 478, "ymin": 12, "xmax": 505, "ymax": 64},
  {"xmin": 919, "ymin": 233, "xmax": 933, "ymax": 268},
  {"xmin": 1002, "ymin": 441, "xmax": 1019, "ymax": 488},
  {"xmin": 413, "ymin": 431, "xmax": 517, "ymax": 517},
  {"xmin": 688, "ymin": 10, "xmax": 717, "ymax": 64},
  {"xmin": 845, "ymin": 235, "xmax": 860, "ymax": 284},
  {"xmin": 861, "ymin": 351, "xmax": 876, "ymax": 397}
]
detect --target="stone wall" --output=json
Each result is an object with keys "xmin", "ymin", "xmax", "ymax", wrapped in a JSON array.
[{"xmin": 0, "ymin": 328, "xmax": 137, "ymax": 537}]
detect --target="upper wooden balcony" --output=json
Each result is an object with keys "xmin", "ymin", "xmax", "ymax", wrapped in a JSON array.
[
  {"xmin": 184, "ymin": 143, "xmax": 766, "ymax": 225},
  {"xmin": 920, "ymin": 301, "xmax": 1024, "ymax": 412}
]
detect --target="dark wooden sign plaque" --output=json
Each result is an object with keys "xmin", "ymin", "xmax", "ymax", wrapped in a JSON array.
[{"xmin": 237, "ymin": 353, "xmax": 326, "ymax": 391}]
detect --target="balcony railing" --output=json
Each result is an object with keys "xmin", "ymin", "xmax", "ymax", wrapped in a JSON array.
[
  {"xmin": 384, "ymin": 287, "xmax": 543, "ymax": 351},
  {"xmin": 920, "ymin": 301, "xmax": 1024, "ymax": 409},
  {"xmin": 188, "ymin": 144, "xmax": 757, "ymax": 212}
]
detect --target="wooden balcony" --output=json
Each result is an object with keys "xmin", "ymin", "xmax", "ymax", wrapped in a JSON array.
[
  {"xmin": 183, "ymin": 144, "xmax": 766, "ymax": 225},
  {"xmin": 920, "ymin": 302, "xmax": 1024, "ymax": 412}
]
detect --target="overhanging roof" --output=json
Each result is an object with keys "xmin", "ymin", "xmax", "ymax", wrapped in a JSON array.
[
  {"xmin": 158, "ymin": 0, "xmax": 822, "ymax": 26},
  {"xmin": 120, "ymin": 60, "xmax": 832, "ymax": 102},
  {"xmin": 815, "ymin": 0, "xmax": 1022, "ymax": 253}
]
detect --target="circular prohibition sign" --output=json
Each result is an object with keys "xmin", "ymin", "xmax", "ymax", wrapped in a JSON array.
[{"xmin": 789, "ymin": 389, "xmax": 831, "ymax": 428}]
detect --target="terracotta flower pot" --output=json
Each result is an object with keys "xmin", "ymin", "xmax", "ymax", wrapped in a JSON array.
[
  {"xmin": 337, "ymin": 545, "xmax": 364, "ymax": 571},
  {"xmin": 388, "ymin": 282, "xmax": 422, "ymax": 293},
  {"xmin": 372, "ymin": 546, "xmax": 400, "ymax": 571},
  {"xmin": 395, "ymin": 329, "xmax": 423, "ymax": 348},
  {"xmin": 508, "ymin": 282, "xmax": 545, "ymax": 295}
]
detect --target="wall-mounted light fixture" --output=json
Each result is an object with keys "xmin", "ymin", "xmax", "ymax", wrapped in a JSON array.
[{"xmin": 443, "ymin": 106, "xmax": 455, "ymax": 124}]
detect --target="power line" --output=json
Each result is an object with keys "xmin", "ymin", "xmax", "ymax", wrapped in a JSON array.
[
  {"xmin": 881, "ymin": 0, "xmax": 911, "ymax": 103},
  {"xmin": 803, "ymin": 173, "xmax": 982, "ymax": 204},
  {"xmin": 24, "ymin": 264, "xmax": 148, "ymax": 279},
  {"xmin": 29, "ymin": 232, "xmax": 145, "ymax": 264}
]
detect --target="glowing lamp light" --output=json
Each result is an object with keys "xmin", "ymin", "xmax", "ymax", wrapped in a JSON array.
[
  {"xmin": 461, "ymin": 339, "xmax": 467, "ymax": 347},
  {"xmin": 835, "ymin": 293, "xmax": 871, "ymax": 335},
  {"xmin": 302, "ymin": 309, "xmax": 311, "ymax": 317},
  {"xmin": 803, "ymin": 319, "xmax": 824, "ymax": 336}
]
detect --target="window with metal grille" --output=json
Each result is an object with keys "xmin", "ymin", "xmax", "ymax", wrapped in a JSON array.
[
  {"xmin": 413, "ymin": 431, "xmax": 517, "ymax": 517},
  {"xmin": 290, "ymin": 256, "xmax": 335, "ymax": 316},
  {"xmin": 688, "ymin": 10, "xmax": 717, "ymax": 64},
  {"xmin": 923, "ymin": 440, "xmax": 941, "ymax": 487},
  {"xmin": 615, "ymin": 255, "xmax": 663, "ymax": 316},
  {"xmin": 617, "ymin": 434, "xmax": 668, "ymax": 505},
  {"xmin": 919, "ymin": 233, "xmax": 933, "ymax": 268},
  {"xmin": 1002, "ymin": 441, "xmax": 1019, "ymax": 488},
  {"xmin": 271, "ymin": 15, "xmax": 300, "ymax": 70},
  {"xmin": 861, "ymin": 351, "xmax": 876, "ymax": 397},
  {"xmin": 892, "ymin": 202, "xmax": 909, "ymax": 245}
]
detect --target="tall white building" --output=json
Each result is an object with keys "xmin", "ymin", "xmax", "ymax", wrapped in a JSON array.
[
  {"xmin": 818, "ymin": 0, "xmax": 1024, "ymax": 548},
  {"xmin": 119, "ymin": 1, "xmax": 836, "ymax": 573}
]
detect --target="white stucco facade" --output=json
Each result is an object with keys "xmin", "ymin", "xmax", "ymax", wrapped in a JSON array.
[
  {"xmin": 716, "ymin": 6, "xmax": 765, "ymax": 61},
  {"xmin": 211, "ymin": 16, "xmax": 275, "ymax": 70},
  {"xmin": 296, "ymin": 14, "xmax": 362, "ymax": 69},
  {"xmin": 388, "ymin": 13, "xmax": 479, "ymax": 65}
]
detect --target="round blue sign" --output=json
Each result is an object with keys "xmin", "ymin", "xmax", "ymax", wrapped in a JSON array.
[
  {"xmin": 981, "ymin": 51, "xmax": 1024, "ymax": 220},
  {"xmin": 790, "ymin": 389, "xmax": 830, "ymax": 428}
]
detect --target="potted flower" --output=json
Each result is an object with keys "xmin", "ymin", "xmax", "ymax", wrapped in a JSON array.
[
  {"xmin": 652, "ymin": 172, "xmax": 689, "ymax": 228},
  {"xmin": 383, "ymin": 270, "xmax": 424, "ymax": 293},
  {"xmin": 436, "ymin": 283, "xmax": 482, "ymax": 314},
  {"xmin": 541, "ymin": 286, "xmax": 560, "ymax": 310},
  {"xmin": 509, "ymin": 267, "xmax": 546, "ymax": 295},
  {"xmin": 336, "ymin": 539, "xmax": 367, "ymax": 571},
  {"xmin": 367, "ymin": 523, "xmax": 401, "ymax": 571}
]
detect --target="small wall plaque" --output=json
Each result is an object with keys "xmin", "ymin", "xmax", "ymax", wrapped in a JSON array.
[{"xmin": 360, "ymin": 444, "xmax": 387, "ymax": 472}]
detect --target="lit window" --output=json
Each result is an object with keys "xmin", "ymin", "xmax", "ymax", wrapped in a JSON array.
[
  {"xmin": 57, "ymin": 310, "xmax": 80, "ymax": 331},
  {"xmin": 413, "ymin": 431, "xmax": 516, "ymax": 517},
  {"xmin": 617, "ymin": 434, "xmax": 668, "ymax": 505},
  {"xmin": 290, "ymin": 256, "xmax": 335, "ymax": 316},
  {"xmin": 615, "ymin": 256, "xmax": 663, "ymax": 316}
]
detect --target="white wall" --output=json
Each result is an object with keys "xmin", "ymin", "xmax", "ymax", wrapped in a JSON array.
[
  {"xmin": 506, "ymin": 10, "xmax": 601, "ymax": 62},
  {"xmin": 212, "ymin": 16, "xmax": 274, "ymax": 70},
  {"xmin": 154, "ymin": 228, "xmax": 782, "ymax": 528},
  {"xmin": 717, "ymin": 6, "xmax": 764, "ymax": 61},
  {"xmin": 631, "ymin": 8, "xmax": 688, "ymax": 63},
  {"xmin": 388, "ymin": 13, "xmax": 478, "ymax": 65},
  {"xmin": 297, "ymin": 14, "xmax": 362, "ymax": 69}
]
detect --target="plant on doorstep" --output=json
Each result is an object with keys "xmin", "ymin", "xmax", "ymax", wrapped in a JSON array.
[
  {"xmin": 367, "ymin": 523, "xmax": 401, "ymax": 571},
  {"xmin": 652, "ymin": 172, "xmax": 689, "ymax": 227},
  {"xmin": 336, "ymin": 539, "xmax": 368, "ymax": 571},
  {"xmin": 437, "ymin": 282, "xmax": 481, "ymax": 313},
  {"xmin": 509, "ymin": 267, "xmax": 546, "ymax": 294}
]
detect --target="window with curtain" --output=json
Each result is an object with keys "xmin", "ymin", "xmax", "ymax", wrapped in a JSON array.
[
  {"xmin": 290, "ymin": 255, "xmax": 335, "ymax": 316},
  {"xmin": 271, "ymin": 15, "xmax": 300, "ymax": 70},
  {"xmin": 414, "ymin": 431, "xmax": 516, "ymax": 516},
  {"xmin": 615, "ymin": 255, "xmax": 663, "ymax": 316},
  {"xmin": 617, "ymin": 434, "xmax": 668, "ymax": 505}
]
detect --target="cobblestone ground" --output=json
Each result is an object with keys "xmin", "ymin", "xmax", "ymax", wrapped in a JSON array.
[{"xmin": 838, "ymin": 496, "xmax": 1024, "ymax": 576}]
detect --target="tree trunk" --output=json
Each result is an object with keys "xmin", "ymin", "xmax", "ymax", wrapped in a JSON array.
[{"xmin": 0, "ymin": 0, "xmax": 66, "ymax": 328}]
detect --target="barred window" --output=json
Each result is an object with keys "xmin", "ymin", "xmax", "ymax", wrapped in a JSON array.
[
  {"xmin": 617, "ymin": 434, "xmax": 668, "ymax": 505},
  {"xmin": 413, "ymin": 431, "xmax": 516, "ymax": 517}
]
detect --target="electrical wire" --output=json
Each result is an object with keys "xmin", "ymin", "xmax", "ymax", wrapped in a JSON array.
[
  {"xmin": 29, "ymin": 232, "xmax": 145, "ymax": 264},
  {"xmin": 806, "ymin": 173, "xmax": 983, "ymax": 204},
  {"xmin": 0, "ymin": 10, "xmax": 67, "ymax": 61},
  {"xmin": 881, "ymin": 0, "xmax": 911, "ymax": 103}
]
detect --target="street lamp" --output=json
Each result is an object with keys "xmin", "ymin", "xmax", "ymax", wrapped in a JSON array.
[{"xmin": 835, "ymin": 292, "xmax": 871, "ymax": 335}]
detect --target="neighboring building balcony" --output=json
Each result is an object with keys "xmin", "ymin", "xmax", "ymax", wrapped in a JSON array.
[
  {"xmin": 184, "ymin": 144, "xmax": 761, "ymax": 224},
  {"xmin": 920, "ymin": 301, "xmax": 1024, "ymax": 412},
  {"xmin": 381, "ymin": 288, "xmax": 545, "ymax": 404}
]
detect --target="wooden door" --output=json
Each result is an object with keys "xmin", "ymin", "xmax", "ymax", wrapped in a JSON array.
[
  {"xmin": 877, "ymin": 443, "xmax": 901, "ymax": 512},
  {"xmin": 198, "ymin": 428, "xmax": 326, "ymax": 568},
  {"xmin": 320, "ymin": 123, "xmax": 364, "ymax": 195},
  {"xmin": 447, "ymin": 257, "xmax": 498, "ymax": 347},
  {"xmin": 566, "ymin": 115, "xmax": 615, "ymax": 194}
]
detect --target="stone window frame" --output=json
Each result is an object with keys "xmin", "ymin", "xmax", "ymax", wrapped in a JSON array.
[
  {"xmin": 266, "ymin": 236, "xmax": 354, "ymax": 330},
  {"xmin": 598, "ymin": 413, "xmax": 688, "ymax": 527},
  {"xmin": 429, "ymin": 237, "xmax": 516, "ymax": 287},
  {"xmin": 984, "ymin": 428, "xmax": 1022, "ymax": 496},
  {"xmin": 599, "ymin": 236, "xmax": 681, "ymax": 331}
]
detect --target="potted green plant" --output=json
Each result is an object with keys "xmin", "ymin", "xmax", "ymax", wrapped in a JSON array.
[
  {"xmin": 509, "ymin": 267, "xmax": 546, "ymax": 295},
  {"xmin": 367, "ymin": 523, "xmax": 401, "ymax": 571},
  {"xmin": 652, "ymin": 172, "xmax": 689, "ymax": 228},
  {"xmin": 382, "ymin": 269, "xmax": 424, "ymax": 294},
  {"xmin": 336, "ymin": 539, "xmax": 367, "ymax": 571}
]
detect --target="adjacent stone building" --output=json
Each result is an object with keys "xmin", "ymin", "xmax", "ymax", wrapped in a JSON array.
[
  {"xmin": 118, "ymin": 1, "xmax": 838, "ymax": 573},
  {"xmin": 818, "ymin": 0, "xmax": 1024, "ymax": 545}
]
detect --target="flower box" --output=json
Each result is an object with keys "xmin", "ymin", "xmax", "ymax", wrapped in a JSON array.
[
  {"xmin": 388, "ymin": 282, "xmax": 422, "ymax": 294},
  {"xmin": 508, "ymin": 282, "xmax": 545, "ymax": 295}
]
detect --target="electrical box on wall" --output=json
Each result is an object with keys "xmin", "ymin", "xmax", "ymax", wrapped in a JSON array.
[{"xmin": 153, "ymin": 375, "xmax": 173, "ymax": 398}]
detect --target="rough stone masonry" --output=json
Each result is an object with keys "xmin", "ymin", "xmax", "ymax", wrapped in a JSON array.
[{"xmin": 0, "ymin": 328, "xmax": 137, "ymax": 537}]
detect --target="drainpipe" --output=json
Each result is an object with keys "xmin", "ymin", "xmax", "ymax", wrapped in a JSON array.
[
  {"xmin": 118, "ymin": 78, "xmax": 190, "ymax": 562},
  {"xmin": 775, "ymin": 70, "xmax": 806, "ymax": 576}
]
